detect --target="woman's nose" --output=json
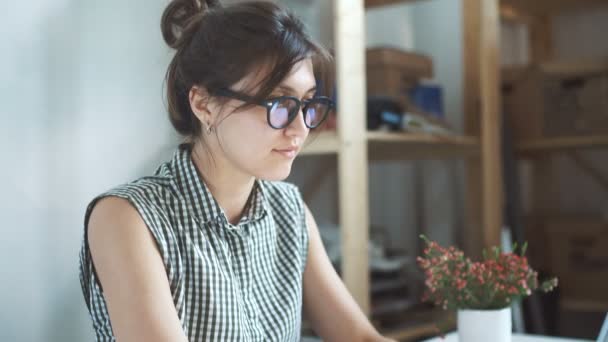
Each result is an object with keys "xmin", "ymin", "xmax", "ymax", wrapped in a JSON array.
[{"xmin": 284, "ymin": 108, "xmax": 309, "ymax": 137}]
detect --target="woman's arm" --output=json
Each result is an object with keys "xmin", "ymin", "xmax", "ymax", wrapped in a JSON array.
[
  {"xmin": 87, "ymin": 197, "xmax": 189, "ymax": 342},
  {"xmin": 302, "ymin": 204, "xmax": 396, "ymax": 342}
]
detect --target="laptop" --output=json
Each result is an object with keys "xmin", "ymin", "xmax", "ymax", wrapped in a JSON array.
[{"xmin": 598, "ymin": 313, "xmax": 608, "ymax": 342}]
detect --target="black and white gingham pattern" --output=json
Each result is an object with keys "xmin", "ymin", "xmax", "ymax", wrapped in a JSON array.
[{"xmin": 79, "ymin": 144, "xmax": 309, "ymax": 341}]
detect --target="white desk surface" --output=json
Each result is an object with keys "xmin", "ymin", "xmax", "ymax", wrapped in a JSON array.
[{"xmin": 422, "ymin": 333, "xmax": 592, "ymax": 342}]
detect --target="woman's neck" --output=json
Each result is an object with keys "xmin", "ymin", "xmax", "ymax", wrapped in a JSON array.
[{"xmin": 191, "ymin": 142, "xmax": 255, "ymax": 225}]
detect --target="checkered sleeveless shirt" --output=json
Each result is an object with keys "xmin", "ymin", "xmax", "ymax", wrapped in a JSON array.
[{"xmin": 79, "ymin": 144, "xmax": 309, "ymax": 341}]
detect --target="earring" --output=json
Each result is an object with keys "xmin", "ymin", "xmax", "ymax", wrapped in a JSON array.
[{"xmin": 206, "ymin": 122, "xmax": 214, "ymax": 134}]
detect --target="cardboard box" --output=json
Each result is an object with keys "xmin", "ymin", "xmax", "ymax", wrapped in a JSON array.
[
  {"xmin": 502, "ymin": 60, "xmax": 608, "ymax": 140},
  {"xmin": 543, "ymin": 217, "xmax": 608, "ymax": 301},
  {"xmin": 366, "ymin": 47, "xmax": 434, "ymax": 107}
]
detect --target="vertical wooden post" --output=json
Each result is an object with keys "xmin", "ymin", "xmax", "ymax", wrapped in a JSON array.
[
  {"xmin": 480, "ymin": 0, "xmax": 503, "ymax": 249},
  {"xmin": 334, "ymin": 0, "xmax": 370, "ymax": 314},
  {"xmin": 463, "ymin": 0, "xmax": 483, "ymax": 259},
  {"xmin": 464, "ymin": 0, "xmax": 503, "ymax": 254}
]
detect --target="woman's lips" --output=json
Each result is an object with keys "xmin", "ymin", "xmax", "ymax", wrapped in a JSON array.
[{"xmin": 273, "ymin": 147, "xmax": 298, "ymax": 158}]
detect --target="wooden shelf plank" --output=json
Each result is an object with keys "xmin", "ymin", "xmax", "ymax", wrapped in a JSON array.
[
  {"xmin": 367, "ymin": 131, "xmax": 480, "ymax": 160},
  {"xmin": 365, "ymin": 0, "xmax": 427, "ymax": 9},
  {"xmin": 365, "ymin": 0, "xmax": 608, "ymax": 14},
  {"xmin": 366, "ymin": 131, "xmax": 478, "ymax": 144},
  {"xmin": 516, "ymin": 135, "xmax": 608, "ymax": 155},
  {"xmin": 300, "ymin": 131, "xmax": 480, "ymax": 159},
  {"xmin": 538, "ymin": 58, "xmax": 608, "ymax": 77},
  {"xmin": 502, "ymin": 0, "xmax": 608, "ymax": 15}
]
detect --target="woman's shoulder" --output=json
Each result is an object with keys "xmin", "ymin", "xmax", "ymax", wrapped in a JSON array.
[
  {"xmin": 96, "ymin": 178, "xmax": 170, "ymax": 209},
  {"xmin": 107, "ymin": 159, "xmax": 181, "ymax": 199},
  {"xmin": 83, "ymin": 172, "xmax": 182, "ymax": 259},
  {"xmin": 86, "ymin": 166, "xmax": 180, "ymax": 222},
  {"xmin": 107, "ymin": 174, "xmax": 174, "ymax": 199}
]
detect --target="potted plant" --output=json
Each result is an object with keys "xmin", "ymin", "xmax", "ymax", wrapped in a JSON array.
[{"xmin": 417, "ymin": 235, "xmax": 558, "ymax": 342}]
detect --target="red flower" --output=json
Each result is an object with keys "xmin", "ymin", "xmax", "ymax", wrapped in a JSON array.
[{"xmin": 417, "ymin": 235, "xmax": 558, "ymax": 311}]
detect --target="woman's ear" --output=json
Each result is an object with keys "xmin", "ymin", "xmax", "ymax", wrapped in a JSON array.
[{"xmin": 189, "ymin": 86, "xmax": 212, "ymax": 123}]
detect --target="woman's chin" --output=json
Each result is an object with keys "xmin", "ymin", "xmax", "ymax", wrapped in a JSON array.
[{"xmin": 258, "ymin": 164, "xmax": 292, "ymax": 182}]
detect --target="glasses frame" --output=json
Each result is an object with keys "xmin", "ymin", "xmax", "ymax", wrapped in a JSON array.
[{"xmin": 214, "ymin": 88, "xmax": 335, "ymax": 129}]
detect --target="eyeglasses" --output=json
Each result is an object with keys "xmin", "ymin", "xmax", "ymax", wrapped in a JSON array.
[{"xmin": 214, "ymin": 88, "xmax": 335, "ymax": 130}]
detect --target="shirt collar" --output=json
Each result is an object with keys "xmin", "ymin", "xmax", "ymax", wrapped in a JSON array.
[
  {"xmin": 240, "ymin": 180, "xmax": 268, "ymax": 224},
  {"xmin": 171, "ymin": 144, "xmax": 268, "ymax": 226}
]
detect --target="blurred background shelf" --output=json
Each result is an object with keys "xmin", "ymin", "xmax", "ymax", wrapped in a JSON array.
[
  {"xmin": 516, "ymin": 135, "xmax": 608, "ymax": 155},
  {"xmin": 499, "ymin": 0, "xmax": 608, "ymax": 337},
  {"xmin": 502, "ymin": 0, "xmax": 608, "ymax": 15},
  {"xmin": 363, "ymin": 0, "xmax": 608, "ymax": 17},
  {"xmin": 365, "ymin": 0, "xmax": 426, "ymax": 9},
  {"xmin": 367, "ymin": 132, "xmax": 479, "ymax": 160},
  {"xmin": 301, "ymin": 131, "xmax": 479, "ymax": 160}
]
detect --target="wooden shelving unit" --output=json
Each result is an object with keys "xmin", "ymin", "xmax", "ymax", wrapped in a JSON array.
[
  {"xmin": 502, "ymin": 57, "xmax": 608, "ymax": 158},
  {"xmin": 502, "ymin": 0, "xmax": 608, "ymax": 334},
  {"xmin": 300, "ymin": 0, "xmax": 502, "ymax": 339},
  {"xmin": 299, "ymin": 0, "xmax": 608, "ymax": 339}
]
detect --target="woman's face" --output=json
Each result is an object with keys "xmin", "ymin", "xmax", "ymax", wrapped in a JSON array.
[{"xmin": 208, "ymin": 58, "xmax": 316, "ymax": 181}]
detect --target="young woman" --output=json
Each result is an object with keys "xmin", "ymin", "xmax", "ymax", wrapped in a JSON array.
[{"xmin": 79, "ymin": 1, "xmax": 395, "ymax": 341}]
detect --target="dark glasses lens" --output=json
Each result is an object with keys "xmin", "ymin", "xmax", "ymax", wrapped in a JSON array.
[
  {"xmin": 303, "ymin": 98, "xmax": 333, "ymax": 128},
  {"xmin": 268, "ymin": 98, "xmax": 299, "ymax": 129}
]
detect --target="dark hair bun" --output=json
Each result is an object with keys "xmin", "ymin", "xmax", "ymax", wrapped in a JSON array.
[{"xmin": 161, "ymin": 0, "xmax": 221, "ymax": 49}]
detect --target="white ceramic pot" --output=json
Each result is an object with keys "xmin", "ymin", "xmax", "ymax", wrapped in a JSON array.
[{"xmin": 457, "ymin": 307, "xmax": 511, "ymax": 342}]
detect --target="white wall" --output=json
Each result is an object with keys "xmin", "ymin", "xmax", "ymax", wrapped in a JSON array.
[
  {"xmin": 366, "ymin": 3, "xmax": 415, "ymax": 49},
  {"xmin": 1, "ymin": 0, "xmax": 176, "ymax": 340}
]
